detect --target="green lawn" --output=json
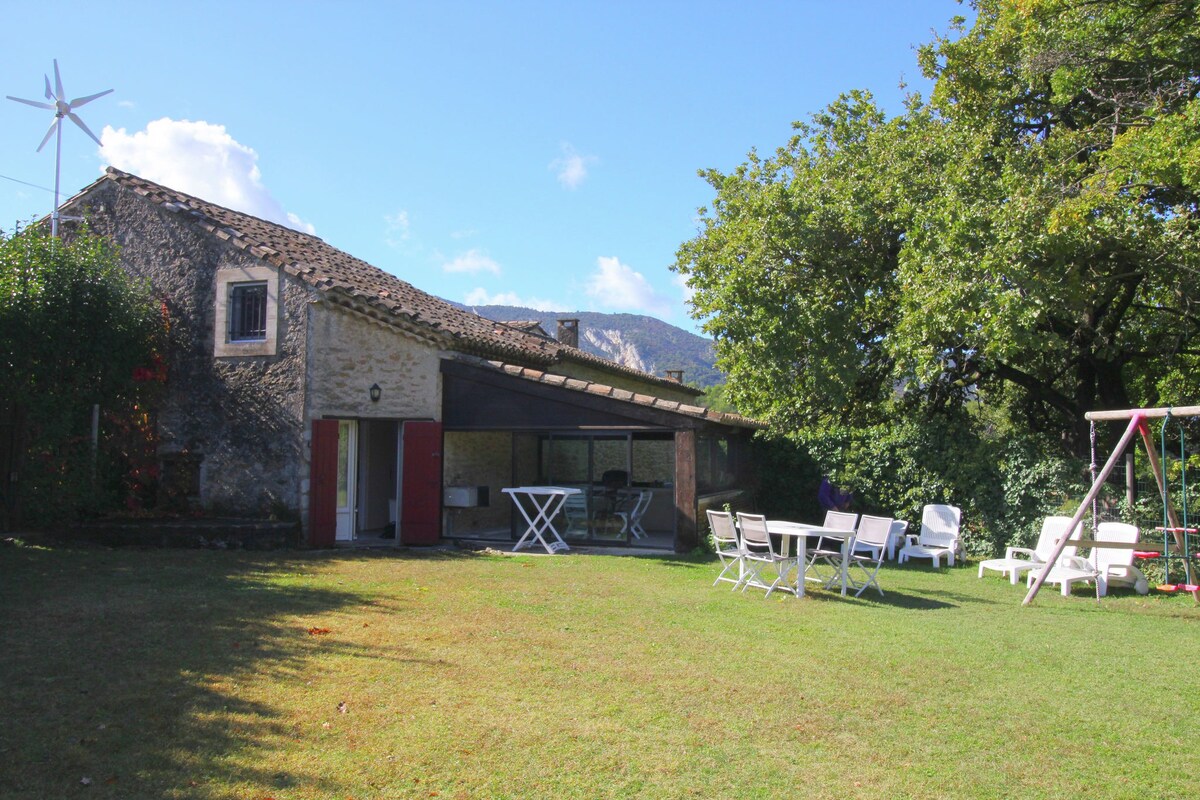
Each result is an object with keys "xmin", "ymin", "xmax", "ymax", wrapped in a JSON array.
[{"xmin": 1, "ymin": 539, "xmax": 1197, "ymax": 799}]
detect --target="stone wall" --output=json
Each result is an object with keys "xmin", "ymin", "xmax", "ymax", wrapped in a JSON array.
[
  {"xmin": 78, "ymin": 183, "xmax": 309, "ymax": 517},
  {"xmin": 305, "ymin": 303, "xmax": 442, "ymax": 420},
  {"xmin": 442, "ymin": 431, "xmax": 512, "ymax": 535}
]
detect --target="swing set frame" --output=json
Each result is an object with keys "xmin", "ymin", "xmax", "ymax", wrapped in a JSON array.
[{"xmin": 1023, "ymin": 404, "xmax": 1200, "ymax": 606}]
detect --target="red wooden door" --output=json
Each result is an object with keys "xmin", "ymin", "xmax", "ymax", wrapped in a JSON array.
[
  {"xmin": 400, "ymin": 420, "xmax": 442, "ymax": 545},
  {"xmin": 308, "ymin": 419, "xmax": 339, "ymax": 547}
]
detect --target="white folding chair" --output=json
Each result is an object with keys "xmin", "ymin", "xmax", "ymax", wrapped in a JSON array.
[
  {"xmin": 737, "ymin": 512, "xmax": 797, "ymax": 598},
  {"xmin": 561, "ymin": 492, "xmax": 590, "ymax": 535},
  {"xmin": 616, "ymin": 490, "xmax": 652, "ymax": 539},
  {"xmin": 708, "ymin": 509, "xmax": 742, "ymax": 589},
  {"xmin": 848, "ymin": 515, "xmax": 893, "ymax": 597},
  {"xmin": 806, "ymin": 511, "xmax": 858, "ymax": 589}
]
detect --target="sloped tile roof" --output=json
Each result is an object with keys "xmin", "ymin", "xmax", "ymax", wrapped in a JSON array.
[
  {"xmin": 71, "ymin": 168, "xmax": 701, "ymax": 395},
  {"xmin": 453, "ymin": 355, "xmax": 764, "ymax": 430},
  {"xmin": 498, "ymin": 320, "xmax": 551, "ymax": 337}
]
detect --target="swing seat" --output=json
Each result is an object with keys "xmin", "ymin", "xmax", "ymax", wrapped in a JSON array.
[
  {"xmin": 1156, "ymin": 583, "xmax": 1200, "ymax": 593},
  {"xmin": 1133, "ymin": 551, "xmax": 1160, "ymax": 559},
  {"xmin": 1154, "ymin": 526, "xmax": 1199, "ymax": 534}
]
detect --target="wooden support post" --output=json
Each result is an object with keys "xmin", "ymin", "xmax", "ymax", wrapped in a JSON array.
[
  {"xmin": 1084, "ymin": 405, "xmax": 1200, "ymax": 422},
  {"xmin": 674, "ymin": 429, "xmax": 697, "ymax": 553}
]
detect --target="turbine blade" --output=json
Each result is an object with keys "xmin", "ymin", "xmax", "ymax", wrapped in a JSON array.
[
  {"xmin": 68, "ymin": 111, "xmax": 103, "ymax": 146},
  {"xmin": 6, "ymin": 95, "xmax": 56, "ymax": 110},
  {"xmin": 70, "ymin": 88, "xmax": 113, "ymax": 108},
  {"xmin": 36, "ymin": 119, "xmax": 60, "ymax": 152},
  {"xmin": 53, "ymin": 59, "xmax": 64, "ymax": 101},
  {"xmin": 44, "ymin": 75, "xmax": 53, "ymax": 100}
]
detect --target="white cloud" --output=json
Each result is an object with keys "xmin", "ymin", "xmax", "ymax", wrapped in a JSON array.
[
  {"xmin": 100, "ymin": 117, "xmax": 315, "ymax": 234},
  {"xmin": 549, "ymin": 143, "xmax": 597, "ymax": 190},
  {"xmin": 673, "ymin": 272, "xmax": 695, "ymax": 305},
  {"xmin": 586, "ymin": 256, "xmax": 673, "ymax": 317},
  {"xmin": 464, "ymin": 288, "xmax": 562, "ymax": 311},
  {"xmin": 442, "ymin": 249, "xmax": 501, "ymax": 275},
  {"xmin": 384, "ymin": 209, "xmax": 411, "ymax": 248}
]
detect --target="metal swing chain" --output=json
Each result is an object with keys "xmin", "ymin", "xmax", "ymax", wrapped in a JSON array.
[
  {"xmin": 1089, "ymin": 419, "xmax": 1098, "ymax": 534},
  {"xmin": 1177, "ymin": 415, "xmax": 1192, "ymax": 586},
  {"xmin": 1161, "ymin": 409, "xmax": 1175, "ymax": 585}
]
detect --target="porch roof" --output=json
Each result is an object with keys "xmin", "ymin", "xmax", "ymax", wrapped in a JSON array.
[{"xmin": 442, "ymin": 355, "xmax": 764, "ymax": 431}]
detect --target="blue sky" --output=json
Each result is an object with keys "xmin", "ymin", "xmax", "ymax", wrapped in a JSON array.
[{"xmin": 2, "ymin": 1, "xmax": 964, "ymax": 334}]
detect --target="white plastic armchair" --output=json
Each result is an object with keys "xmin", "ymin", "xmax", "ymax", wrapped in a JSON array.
[
  {"xmin": 1031, "ymin": 521, "xmax": 1150, "ymax": 598},
  {"xmin": 886, "ymin": 520, "xmax": 908, "ymax": 561},
  {"xmin": 898, "ymin": 504, "xmax": 962, "ymax": 567},
  {"xmin": 978, "ymin": 516, "xmax": 1080, "ymax": 585}
]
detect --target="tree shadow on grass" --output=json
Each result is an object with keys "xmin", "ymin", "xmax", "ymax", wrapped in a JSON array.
[{"xmin": 0, "ymin": 541, "xmax": 420, "ymax": 799}]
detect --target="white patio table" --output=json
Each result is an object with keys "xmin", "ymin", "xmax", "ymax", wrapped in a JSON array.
[
  {"xmin": 502, "ymin": 486, "xmax": 581, "ymax": 554},
  {"xmin": 767, "ymin": 521, "xmax": 853, "ymax": 596}
]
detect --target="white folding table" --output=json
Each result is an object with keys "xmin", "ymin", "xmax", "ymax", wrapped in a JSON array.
[{"xmin": 502, "ymin": 486, "xmax": 581, "ymax": 554}]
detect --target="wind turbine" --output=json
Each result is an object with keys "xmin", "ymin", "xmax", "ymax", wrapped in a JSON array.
[{"xmin": 7, "ymin": 59, "xmax": 112, "ymax": 236}]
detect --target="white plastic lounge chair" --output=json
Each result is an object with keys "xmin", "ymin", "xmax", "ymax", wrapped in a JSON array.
[
  {"xmin": 1030, "ymin": 521, "xmax": 1150, "ymax": 598},
  {"xmin": 708, "ymin": 509, "xmax": 742, "ymax": 588},
  {"xmin": 737, "ymin": 512, "xmax": 797, "ymax": 598},
  {"xmin": 978, "ymin": 515, "xmax": 1079, "ymax": 585},
  {"xmin": 898, "ymin": 504, "xmax": 962, "ymax": 567},
  {"xmin": 848, "ymin": 515, "xmax": 893, "ymax": 597},
  {"xmin": 615, "ymin": 490, "xmax": 652, "ymax": 539}
]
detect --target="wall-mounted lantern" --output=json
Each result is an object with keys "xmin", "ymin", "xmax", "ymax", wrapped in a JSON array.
[{"xmin": 369, "ymin": 383, "xmax": 382, "ymax": 402}]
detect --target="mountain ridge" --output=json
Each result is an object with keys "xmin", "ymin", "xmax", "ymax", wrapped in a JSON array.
[{"xmin": 450, "ymin": 304, "xmax": 722, "ymax": 389}]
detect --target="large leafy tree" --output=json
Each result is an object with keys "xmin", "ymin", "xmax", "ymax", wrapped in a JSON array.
[
  {"xmin": 675, "ymin": 0, "xmax": 1200, "ymax": 453},
  {"xmin": 0, "ymin": 227, "xmax": 162, "ymax": 528}
]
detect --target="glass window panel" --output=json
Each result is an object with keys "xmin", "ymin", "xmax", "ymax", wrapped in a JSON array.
[
  {"xmin": 337, "ymin": 420, "xmax": 351, "ymax": 507},
  {"xmin": 230, "ymin": 282, "xmax": 268, "ymax": 341}
]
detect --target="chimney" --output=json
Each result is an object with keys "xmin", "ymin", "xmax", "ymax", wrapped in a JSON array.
[
  {"xmin": 556, "ymin": 318, "xmax": 579, "ymax": 348},
  {"xmin": 665, "ymin": 370, "xmax": 684, "ymax": 383}
]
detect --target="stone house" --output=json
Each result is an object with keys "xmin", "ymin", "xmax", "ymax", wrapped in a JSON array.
[{"xmin": 60, "ymin": 168, "xmax": 762, "ymax": 550}]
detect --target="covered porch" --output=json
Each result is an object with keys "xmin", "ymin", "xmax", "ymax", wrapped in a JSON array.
[{"xmin": 438, "ymin": 357, "xmax": 759, "ymax": 552}]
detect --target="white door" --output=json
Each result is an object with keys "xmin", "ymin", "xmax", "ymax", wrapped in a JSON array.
[{"xmin": 335, "ymin": 419, "xmax": 357, "ymax": 541}]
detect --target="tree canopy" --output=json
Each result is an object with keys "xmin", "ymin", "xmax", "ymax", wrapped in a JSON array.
[{"xmin": 675, "ymin": 0, "xmax": 1200, "ymax": 452}]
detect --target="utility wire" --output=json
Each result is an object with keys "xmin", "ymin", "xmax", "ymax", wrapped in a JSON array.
[{"xmin": 0, "ymin": 173, "xmax": 53, "ymax": 193}]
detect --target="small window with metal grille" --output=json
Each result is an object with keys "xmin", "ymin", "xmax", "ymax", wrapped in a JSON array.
[{"xmin": 229, "ymin": 282, "xmax": 268, "ymax": 341}]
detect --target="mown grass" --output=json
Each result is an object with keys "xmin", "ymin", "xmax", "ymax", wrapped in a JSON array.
[{"xmin": 1, "ymin": 539, "xmax": 1197, "ymax": 799}]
